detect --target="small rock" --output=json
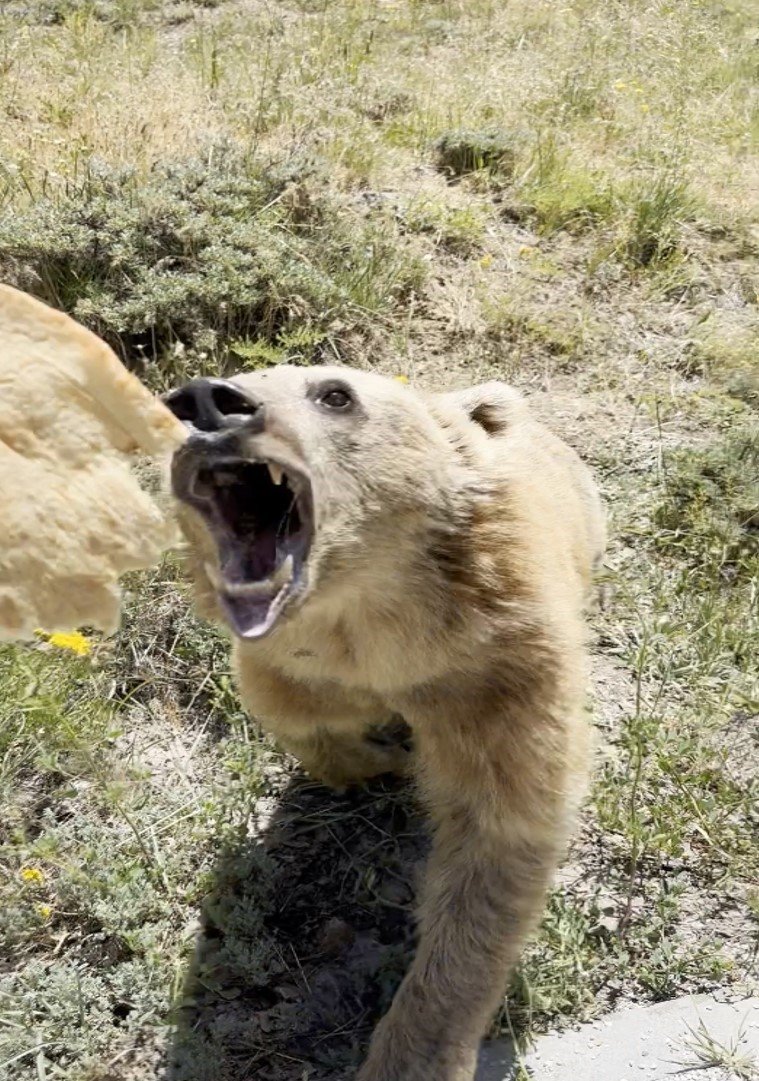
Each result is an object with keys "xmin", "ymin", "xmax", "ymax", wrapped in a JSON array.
[{"xmin": 598, "ymin": 914, "xmax": 620, "ymax": 934}]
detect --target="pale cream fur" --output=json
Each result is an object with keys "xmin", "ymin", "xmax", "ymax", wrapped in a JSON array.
[
  {"xmin": 0, "ymin": 286, "xmax": 185, "ymax": 640},
  {"xmin": 173, "ymin": 365, "xmax": 605, "ymax": 1081}
]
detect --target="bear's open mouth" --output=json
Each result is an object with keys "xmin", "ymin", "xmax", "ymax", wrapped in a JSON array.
[{"xmin": 184, "ymin": 458, "xmax": 313, "ymax": 639}]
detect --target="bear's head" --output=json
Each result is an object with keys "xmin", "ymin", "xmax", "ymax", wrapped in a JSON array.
[{"xmin": 165, "ymin": 365, "xmax": 519, "ymax": 639}]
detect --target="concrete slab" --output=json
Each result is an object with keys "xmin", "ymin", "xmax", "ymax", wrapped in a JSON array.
[{"xmin": 476, "ymin": 995, "xmax": 759, "ymax": 1080}]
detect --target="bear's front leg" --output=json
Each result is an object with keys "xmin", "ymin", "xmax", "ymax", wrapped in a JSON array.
[{"xmin": 357, "ymin": 684, "xmax": 587, "ymax": 1081}]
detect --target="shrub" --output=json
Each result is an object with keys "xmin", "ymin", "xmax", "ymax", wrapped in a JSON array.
[{"xmin": 0, "ymin": 146, "xmax": 424, "ymax": 369}]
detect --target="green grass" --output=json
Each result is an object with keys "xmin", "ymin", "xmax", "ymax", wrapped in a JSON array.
[
  {"xmin": 0, "ymin": 0, "xmax": 758, "ymax": 1077},
  {"xmin": 681, "ymin": 1017, "xmax": 758, "ymax": 1080}
]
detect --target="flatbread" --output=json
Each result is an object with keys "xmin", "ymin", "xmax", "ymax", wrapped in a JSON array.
[{"xmin": 0, "ymin": 285, "xmax": 187, "ymax": 640}]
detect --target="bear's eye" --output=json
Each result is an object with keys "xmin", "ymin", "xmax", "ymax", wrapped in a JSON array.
[{"xmin": 316, "ymin": 384, "xmax": 353, "ymax": 411}]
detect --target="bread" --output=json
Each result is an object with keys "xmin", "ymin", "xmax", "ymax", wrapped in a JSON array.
[{"xmin": 0, "ymin": 285, "xmax": 187, "ymax": 641}]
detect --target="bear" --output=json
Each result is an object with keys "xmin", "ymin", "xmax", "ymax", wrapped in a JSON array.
[{"xmin": 164, "ymin": 365, "xmax": 605, "ymax": 1081}]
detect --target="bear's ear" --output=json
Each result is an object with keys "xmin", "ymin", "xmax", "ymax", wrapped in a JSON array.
[{"xmin": 435, "ymin": 381, "xmax": 522, "ymax": 436}]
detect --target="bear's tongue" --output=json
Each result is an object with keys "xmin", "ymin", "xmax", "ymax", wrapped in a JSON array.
[
  {"xmin": 216, "ymin": 532, "xmax": 293, "ymax": 638},
  {"xmin": 219, "ymin": 591, "xmax": 279, "ymax": 639}
]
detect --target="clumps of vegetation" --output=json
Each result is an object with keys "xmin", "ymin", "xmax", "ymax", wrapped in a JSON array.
[
  {"xmin": 402, "ymin": 197, "xmax": 486, "ymax": 256},
  {"xmin": 511, "ymin": 136, "xmax": 696, "ymax": 269},
  {"xmin": 3, "ymin": 0, "xmax": 220, "ymax": 27},
  {"xmin": 594, "ymin": 424, "xmax": 759, "ymax": 931},
  {"xmin": 481, "ymin": 294, "xmax": 593, "ymax": 364},
  {"xmin": 0, "ymin": 146, "xmax": 424, "ymax": 371},
  {"xmin": 0, "ymin": 643, "xmax": 112, "ymax": 861},
  {"xmin": 655, "ymin": 429, "xmax": 758, "ymax": 578},
  {"xmin": 363, "ymin": 92, "xmax": 414, "ymax": 123},
  {"xmin": 515, "ymin": 135, "xmax": 615, "ymax": 234},
  {"xmin": 0, "ymin": 645, "xmax": 123, "ymax": 1065},
  {"xmin": 682, "ymin": 1017, "xmax": 758, "ymax": 1081},
  {"xmin": 171, "ymin": 779, "xmax": 424, "ymax": 1081},
  {"xmin": 4, "ymin": 0, "xmax": 132, "ymax": 24},
  {"xmin": 507, "ymin": 884, "xmax": 733, "ymax": 1035},
  {"xmin": 686, "ymin": 330, "xmax": 759, "ymax": 408},
  {"xmin": 2, "ymin": 0, "xmax": 80, "ymax": 23},
  {"xmin": 0, "ymin": 567, "xmax": 268, "ymax": 1081},
  {"xmin": 434, "ymin": 129, "xmax": 517, "ymax": 179},
  {"xmin": 507, "ymin": 892, "xmax": 605, "ymax": 1031},
  {"xmin": 614, "ymin": 174, "xmax": 697, "ymax": 269}
]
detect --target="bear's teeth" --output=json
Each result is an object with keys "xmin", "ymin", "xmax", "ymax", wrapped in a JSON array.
[
  {"xmin": 267, "ymin": 462, "xmax": 285, "ymax": 486},
  {"xmin": 206, "ymin": 554, "xmax": 295, "ymax": 595}
]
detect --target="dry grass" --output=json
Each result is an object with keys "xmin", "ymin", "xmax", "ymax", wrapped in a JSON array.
[{"xmin": 0, "ymin": 1, "xmax": 757, "ymax": 1078}]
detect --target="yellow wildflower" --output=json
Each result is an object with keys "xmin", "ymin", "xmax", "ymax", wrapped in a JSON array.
[
  {"xmin": 518, "ymin": 245, "xmax": 536, "ymax": 257},
  {"xmin": 394, "ymin": 374, "xmax": 410, "ymax": 384},
  {"xmin": 38, "ymin": 904, "xmax": 53, "ymax": 920},
  {"xmin": 640, "ymin": 103, "xmax": 650, "ymax": 113},
  {"xmin": 614, "ymin": 81, "xmax": 627, "ymax": 90},
  {"xmin": 21, "ymin": 867, "xmax": 45, "ymax": 885},
  {"xmin": 46, "ymin": 631, "xmax": 92, "ymax": 656},
  {"xmin": 479, "ymin": 253, "xmax": 494, "ymax": 269}
]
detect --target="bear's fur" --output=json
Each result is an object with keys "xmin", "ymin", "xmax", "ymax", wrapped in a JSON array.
[{"xmin": 169, "ymin": 365, "xmax": 605, "ymax": 1081}]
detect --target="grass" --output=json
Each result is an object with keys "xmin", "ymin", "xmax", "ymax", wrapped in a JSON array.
[
  {"xmin": 0, "ymin": 0, "xmax": 757, "ymax": 1078},
  {"xmin": 681, "ymin": 1017, "xmax": 758, "ymax": 1079}
]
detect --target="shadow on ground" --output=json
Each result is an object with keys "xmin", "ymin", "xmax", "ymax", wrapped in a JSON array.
[{"xmin": 166, "ymin": 774, "xmax": 431, "ymax": 1081}]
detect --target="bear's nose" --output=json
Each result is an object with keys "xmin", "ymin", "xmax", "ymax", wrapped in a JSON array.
[{"xmin": 162, "ymin": 378, "xmax": 263, "ymax": 434}]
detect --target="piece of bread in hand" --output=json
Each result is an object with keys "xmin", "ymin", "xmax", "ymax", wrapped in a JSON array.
[{"xmin": 0, "ymin": 285, "xmax": 187, "ymax": 641}]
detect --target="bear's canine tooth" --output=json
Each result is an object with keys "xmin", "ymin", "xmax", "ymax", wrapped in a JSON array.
[{"xmin": 267, "ymin": 462, "xmax": 285, "ymax": 486}]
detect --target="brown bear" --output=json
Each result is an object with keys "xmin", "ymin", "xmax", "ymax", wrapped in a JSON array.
[{"xmin": 165, "ymin": 365, "xmax": 605, "ymax": 1081}]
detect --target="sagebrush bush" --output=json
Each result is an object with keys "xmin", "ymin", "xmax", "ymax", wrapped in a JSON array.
[{"xmin": 0, "ymin": 146, "xmax": 424, "ymax": 369}]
